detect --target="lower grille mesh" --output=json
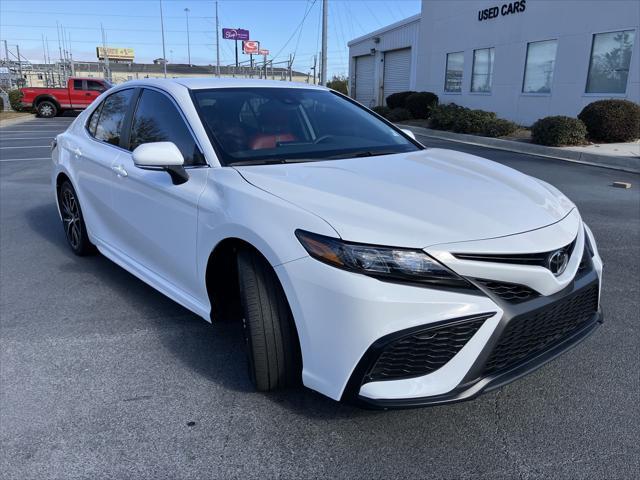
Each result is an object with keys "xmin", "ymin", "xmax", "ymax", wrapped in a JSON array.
[
  {"xmin": 367, "ymin": 315, "xmax": 490, "ymax": 381},
  {"xmin": 484, "ymin": 284, "xmax": 599, "ymax": 374},
  {"xmin": 476, "ymin": 279, "xmax": 539, "ymax": 303}
]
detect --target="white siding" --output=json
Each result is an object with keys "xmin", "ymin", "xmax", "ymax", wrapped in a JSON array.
[
  {"xmin": 415, "ymin": 0, "xmax": 640, "ymax": 125},
  {"xmin": 348, "ymin": 15, "xmax": 420, "ymax": 106}
]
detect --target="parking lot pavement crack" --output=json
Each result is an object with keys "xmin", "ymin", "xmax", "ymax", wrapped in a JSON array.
[{"xmin": 493, "ymin": 391, "xmax": 531, "ymax": 480}]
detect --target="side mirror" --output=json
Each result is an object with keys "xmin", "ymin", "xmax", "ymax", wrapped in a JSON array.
[
  {"xmin": 132, "ymin": 142, "xmax": 189, "ymax": 185},
  {"xmin": 401, "ymin": 128, "xmax": 416, "ymax": 140}
]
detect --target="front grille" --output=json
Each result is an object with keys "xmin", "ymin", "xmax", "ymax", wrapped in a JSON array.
[
  {"xmin": 483, "ymin": 284, "xmax": 599, "ymax": 374},
  {"xmin": 454, "ymin": 237, "xmax": 577, "ymax": 269},
  {"xmin": 475, "ymin": 279, "xmax": 539, "ymax": 303},
  {"xmin": 367, "ymin": 314, "xmax": 491, "ymax": 381}
]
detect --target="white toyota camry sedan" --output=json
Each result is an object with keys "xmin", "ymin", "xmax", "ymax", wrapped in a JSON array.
[{"xmin": 52, "ymin": 78, "xmax": 603, "ymax": 408}]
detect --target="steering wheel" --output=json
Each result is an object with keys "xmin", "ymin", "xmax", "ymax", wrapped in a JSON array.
[{"xmin": 313, "ymin": 135, "xmax": 335, "ymax": 145}]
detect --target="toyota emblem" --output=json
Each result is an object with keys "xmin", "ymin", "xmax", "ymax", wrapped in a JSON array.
[{"xmin": 547, "ymin": 250, "xmax": 569, "ymax": 276}]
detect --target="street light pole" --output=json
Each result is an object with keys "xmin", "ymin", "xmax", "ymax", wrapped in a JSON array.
[
  {"xmin": 159, "ymin": 0, "xmax": 167, "ymax": 77},
  {"xmin": 184, "ymin": 8, "xmax": 191, "ymax": 65},
  {"xmin": 215, "ymin": 1, "xmax": 220, "ymax": 76},
  {"xmin": 320, "ymin": 0, "xmax": 328, "ymax": 85}
]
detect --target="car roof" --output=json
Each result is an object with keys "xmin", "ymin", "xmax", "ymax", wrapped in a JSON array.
[{"xmin": 116, "ymin": 77, "xmax": 329, "ymax": 92}]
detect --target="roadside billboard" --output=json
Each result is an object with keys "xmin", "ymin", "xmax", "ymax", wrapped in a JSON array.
[
  {"xmin": 96, "ymin": 47, "xmax": 134, "ymax": 62},
  {"xmin": 222, "ymin": 28, "xmax": 250, "ymax": 40},
  {"xmin": 242, "ymin": 41, "xmax": 260, "ymax": 54},
  {"xmin": 258, "ymin": 49, "xmax": 270, "ymax": 56}
]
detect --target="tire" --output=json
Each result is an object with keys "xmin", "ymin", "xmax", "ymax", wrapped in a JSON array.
[
  {"xmin": 37, "ymin": 100, "xmax": 57, "ymax": 118},
  {"xmin": 58, "ymin": 181, "xmax": 95, "ymax": 256},
  {"xmin": 236, "ymin": 249, "xmax": 302, "ymax": 391}
]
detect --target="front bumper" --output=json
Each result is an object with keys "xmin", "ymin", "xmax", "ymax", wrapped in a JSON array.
[
  {"xmin": 345, "ymin": 270, "xmax": 602, "ymax": 409},
  {"xmin": 275, "ymin": 219, "xmax": 603, "ymax": 407}
]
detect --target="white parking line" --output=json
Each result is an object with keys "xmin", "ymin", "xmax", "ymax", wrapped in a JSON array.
[
  {"xmin": 0, "ymin": 137, "xmax": 56, "ymax": 140},
  {"xmin": 0, "ymin": 145, "xmax": 50, "ymax": 149},
  {"xmin": 0, "ymin": 157, "xmax": 50, "ymax": 162}
]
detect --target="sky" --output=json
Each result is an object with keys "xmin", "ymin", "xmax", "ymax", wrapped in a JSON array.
[{"xmin": 0, "ymin": 0, "xmax": 421, "ymax": 77}]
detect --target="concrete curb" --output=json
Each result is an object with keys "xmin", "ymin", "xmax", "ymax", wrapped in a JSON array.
[
  {"xmin": 0, "ymin": 114, "xmax": 36, "ymax": 128},
  {"xmin": 398, "ymin": 124, "xmax": 640, "ymax": 174}
]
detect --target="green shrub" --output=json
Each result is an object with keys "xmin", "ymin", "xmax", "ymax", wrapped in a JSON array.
[
  {"xmin": 371, "ymin": 105, "xmax": 391, "ymax": 118},
  {"xmin": 385, "ymin": 107, "xmax": 412, "ymax": 122},
  {"xmin": 452, "ymin": 109, "xmax": 496, "ymax": 135},
  {"xmin": 8, "ymin": 89, "xmax": 23, "ymax": 111},
  {"xmin": 326, "ymin": 75, "xmax": 348, "ymax": 95},
  {"xmin": 405, "ymin": 92, "xmax": 439, "ymax": 119},
  {"xmin": 578, "ymin": 99, "xmax": 640, "ymax": 142},
  {"xmin": 386, "ymin": 91, "xmax": 416, "ymax": 109},
  {"xmin": 430, "ymin": 103, "xmax": 465, "ymax": 130},
  {"xmin": 531, "ymin": 116, "xmax": 587, "ymax": 146},
  {"xmin": 484, "ymin": 118, "xmax": 518, "ymax": 137}
]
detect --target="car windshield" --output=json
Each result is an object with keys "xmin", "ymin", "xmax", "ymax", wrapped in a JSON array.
[{"xmin": 192, "ymin": 87, "xmax": 421, "ymax": 166}]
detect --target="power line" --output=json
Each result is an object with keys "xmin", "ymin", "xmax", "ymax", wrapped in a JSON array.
[
  {"xmin": 0, "ymin": 9, "xmax": 214, "ymax": 19},
  {"xmin": 0, "ymin": 24, "xmax": 215, "ymax": 34},
  {"xmin": 272, "ymin": 0, "xmax": 318, "ymax": 61}
]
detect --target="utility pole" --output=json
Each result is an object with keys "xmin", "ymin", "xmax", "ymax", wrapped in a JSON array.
[
  {"xmin": 184, "ymin": 8, "xmax": 191, "ymax": 65},
  {"xmin": 288, "ymin": 53, "xmax": 293, "ymax": 81},
  {"xmin": 312, "ymin": 55, "xmax": 317, "ymax": 85},
  {"xmin": 3, "ymin": 40, "xmax": 8, "ymax": 63},
  {"xmin": 16, "ymin": 45, "xmax": 23, "ymax": 86},
  {"xmin": 320, "ymin": 0, "xmax": 328, "ymax": 85},
  {"xmin": 101, "ymin": 24, "xmax": 111, "ymax": 82},
  {"xmin": 56, "ymin": 22, "xmax": 65, "ymax": 81},
  {"xmin": 159, "ymin": 0, "xmax": 167, "ymax": 77},
  {"xmin": 215, "ymin": 1, "xmax": 220, "ymax": 76},
  {"xmin": 41, "ymin": 34, "xmax": 49, "ymax": 86}
]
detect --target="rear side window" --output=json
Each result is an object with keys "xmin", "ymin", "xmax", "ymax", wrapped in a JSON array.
[
  {"xmin": 129, "ymin": 89, "xmax": 205, "ymax": 166},
  {"xmin": 94, "ymin": 89, "xmax": 135, "ymax": 146},
  {"xmin": 87, "ymin": 80, "xmax": 105, "ymax": 92}
]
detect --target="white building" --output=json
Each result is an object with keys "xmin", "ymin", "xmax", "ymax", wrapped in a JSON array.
[{"xmin": 348, "ymin": 0, "xmax": 640, "ymax": 125}]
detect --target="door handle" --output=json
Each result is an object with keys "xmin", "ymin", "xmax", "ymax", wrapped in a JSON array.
[{"xmin": 111, "ymin": 165, "xmax": 128, "ymax": 177}]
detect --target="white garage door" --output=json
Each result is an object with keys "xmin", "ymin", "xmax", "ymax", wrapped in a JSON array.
[
  {"xmin": 383, "ymin": 48, "xmax": 411, "ymax": 101},
  {"xmin": 354, "ymin": 55, "xmax": 375, "ymax": 108}
]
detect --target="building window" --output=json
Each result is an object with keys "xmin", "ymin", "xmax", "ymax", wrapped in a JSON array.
[
  {"xmin": 586, "ymin": 30, "xmax": 635, "ymax": 94},
  {"xmin": 471, "ymin": 48, "xmax": 494, "ymax": 92},
  {"xmin": 444, "ymin": 52, "xmax": 464, "ymax": 92},
  {"xmin": 522, "ymin": 39, "xmax": 557, "ymax": 94}
]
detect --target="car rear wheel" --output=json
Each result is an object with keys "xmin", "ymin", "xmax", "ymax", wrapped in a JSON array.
[
  {"xmin": 37, "ymin": 101, "xmax": 57, "ymax": 118},
  {"xmin": 58, "ymin": 181, "xmax": 94, "ymax": 256},
  {"xmin": 236, "ymin": 248, "xmax": 302, "ymax": 391}
]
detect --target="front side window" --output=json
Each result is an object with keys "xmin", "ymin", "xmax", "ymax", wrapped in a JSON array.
[
  {"xmin": 444, "ymin": 52, "xmax": 464, "ymax": 93},
  {"xmin": 94, "ymin": 89, "xmax": 135, "ymax": 146},
  {"xmin": 73, "ymin": 79, "xmax": 83, "ymax": 90},
  {"xmin": 523, "ymin": 39, "xmax": 558, "ymax": 93},
  {"xmin": 586, "ymin": 30, "xmax": 636, "ymax": 94},
  {"xmin": 129, "ymin": 89, "xmax": 205, "ymax": 166},
  {"xmin": 192, "ymin": 88, "xmax": 421, "ymax": 166},
  {"xmin": 471, "ymin": 47, "xmax": 495, "ymax": 93}
]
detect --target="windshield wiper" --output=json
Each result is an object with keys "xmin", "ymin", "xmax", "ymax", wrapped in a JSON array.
[
  {"xmin": 326, "ymin": 150, "xmax": 398, "ymax": 160},
  {"xmin": 228, "ymin": 157, "xmax": 322, "ymax": 167}
]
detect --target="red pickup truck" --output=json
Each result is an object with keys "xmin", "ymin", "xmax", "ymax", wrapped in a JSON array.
[{"xmin": 20, "ymin": 77, "xmax": 112, "ymax": 118}]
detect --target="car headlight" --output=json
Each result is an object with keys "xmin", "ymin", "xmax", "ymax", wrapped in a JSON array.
[{"xmin": 295, "ymin": 229, "xmax": 473, "ymax": 289}]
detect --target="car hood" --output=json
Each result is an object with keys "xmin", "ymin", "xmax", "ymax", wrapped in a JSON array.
[{"xmin": 236, "ymin": 148, "xmax": 575, "ymax": 248}]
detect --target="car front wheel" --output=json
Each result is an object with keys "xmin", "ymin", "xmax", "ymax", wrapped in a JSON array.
[
  {"xmin": 236, "ymin": 248, "xmax": 302, "ymax": 391},
  {"xmin": 58, "ymin": 181, "xmax": 94, "ymax": 256}
]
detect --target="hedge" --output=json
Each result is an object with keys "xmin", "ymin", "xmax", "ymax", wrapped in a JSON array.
[
  {"xmin": 430, "ymin": 103, "xmax": 517, "ymax": 137},
  {"xmin": 8, "ymin": 89, "xmax": 23, "ymax": 111},
  {"xmin": 371, "ymin": 105, "xmax": 391, "ymax": 118},
  {"xmin": 578, "ymin": 99, "xmax": 640, "ymax": 143},
  {"xmin": 385, "ymin": 91, "xmax": 416, "ymax": 109},
  {"xmin": 384, "ymin": 107, "xmax": 412, "ymax": 122},
  {"xmin": 531, "ymin": 116, "xmax": 587, "ymax": 146},
  {"xmin": 405, "ymin": 92, "xmax": 439, "ymax": 119}
]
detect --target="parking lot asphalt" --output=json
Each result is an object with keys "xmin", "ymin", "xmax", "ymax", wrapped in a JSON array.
[{"xmin": 1, "ymin": 116, "xmax": 639, "ymax": 480}]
